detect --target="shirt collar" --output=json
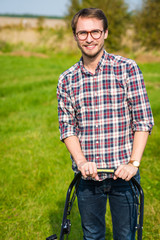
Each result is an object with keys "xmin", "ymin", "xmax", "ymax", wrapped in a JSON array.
[
  {"xmin": 97, "ymin": 50, "xmax": 108, "ymax": 71},
  {"xmin": 79, "ymin": 50, "xmax": 108, "ymax": 75}
]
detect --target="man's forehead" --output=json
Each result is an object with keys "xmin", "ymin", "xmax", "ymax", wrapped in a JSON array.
[{"xmin": 76, "ymin": 17, "xmax": 103, "ymax": 30}]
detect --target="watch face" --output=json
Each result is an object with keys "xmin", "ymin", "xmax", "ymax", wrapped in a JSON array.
[{"xmin": 133, "ymin": 161, "xmax": 140, "ymax": 167}]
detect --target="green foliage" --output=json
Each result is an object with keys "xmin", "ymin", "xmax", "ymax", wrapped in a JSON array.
[
  {"xmin": 0, "ymin": 40, "xmax": 14, "ymax": 52},
  {"xmin": 66, "ymin": 0, "xmax": 130, "ymax": 51},
  {"xmin": 134, "ymin": 0, "xmax": 160, "ymax": 49},
  {"xmin": 0, "ymin": 54, "xmax": 159, "ymax": 239}
]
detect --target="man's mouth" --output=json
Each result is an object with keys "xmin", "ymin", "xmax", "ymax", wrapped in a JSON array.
[{"xmin": 84, "ymin": 44, "xmax": 97, "ymax": 50}]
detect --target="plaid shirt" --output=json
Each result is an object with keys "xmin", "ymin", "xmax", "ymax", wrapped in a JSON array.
[{"xmin": 57, "ymin": 50, "xmax": 154, "ymax": 178}]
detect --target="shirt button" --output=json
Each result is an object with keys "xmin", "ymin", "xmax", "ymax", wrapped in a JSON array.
[
  {"xmin": 96, "ymin": 156, "xmax": 99, "ymax": 159},
  {"xmin": 96, "ymin": 125, "xmax": 98, "ymax": 128},
  {"xmin": 96, "ymin": 141, "xmax": 99, "ymax": 144}
]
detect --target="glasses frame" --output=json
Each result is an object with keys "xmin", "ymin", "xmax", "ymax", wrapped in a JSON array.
[{"xmin": 76, "ymin": 29, "xmax": 104, "ymax": 41}]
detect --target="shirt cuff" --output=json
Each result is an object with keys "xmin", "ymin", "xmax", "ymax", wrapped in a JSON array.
[
  {"xmin": 60, "ymin": 124, "xmax": 77, "ymax": 141},
  {"xmin": 132, "ymin": 121, "xmax": 154, "ymax": 135}
]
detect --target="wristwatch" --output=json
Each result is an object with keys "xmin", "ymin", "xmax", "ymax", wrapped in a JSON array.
[{"xmin": 128, "ymin": 160, "xmax": 140, "ymax": 168}]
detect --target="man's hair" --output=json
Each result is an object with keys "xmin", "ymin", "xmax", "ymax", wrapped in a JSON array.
[{"xmin": 71, "ymin": 8, "xmax": 108, "ymax": 35}]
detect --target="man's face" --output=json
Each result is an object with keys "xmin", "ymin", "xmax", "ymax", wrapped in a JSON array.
[{"xmin": 74, "ymin": 17, "xmax": 108, "ymax": 59}]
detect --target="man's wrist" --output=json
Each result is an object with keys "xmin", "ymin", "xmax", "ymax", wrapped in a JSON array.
[
  {"xmin": 128, "ymin": 160, "xmax": 140, "ymax": 168},
  {"xmin": 77, "ymin": 160, "xmax": 87, "ymax": 169}
]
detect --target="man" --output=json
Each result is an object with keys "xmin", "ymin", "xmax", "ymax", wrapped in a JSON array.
[{"xmin": 57, "ymin": 8, "xmax": 154, "ymax": 240}]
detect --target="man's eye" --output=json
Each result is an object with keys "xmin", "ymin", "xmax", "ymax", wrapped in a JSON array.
[
  {"xmin": 91, "ymin": 30, "xmax": 99, "ymax": 34},
  {"xmin": 80, "ymin": 31, "xmax": 87, "ymax": 35}
]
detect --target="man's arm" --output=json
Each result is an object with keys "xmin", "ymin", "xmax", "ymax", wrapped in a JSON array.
[
  {"xmin": 57, "ymin": 76, "xmax": 99, "ymax": 180},
  {"xmin": 114, "ymin": 131, "xmax": 149, "ymax": 181},
  {"xmin": 64, "ymin": 136, "xmax": 99, "ymax": 180},
  {"xmin": 114, "ymin": 62, "xmax": 153, "ymax": 181}
]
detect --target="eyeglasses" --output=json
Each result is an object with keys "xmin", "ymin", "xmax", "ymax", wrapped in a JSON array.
[{"xmin": 76, "ymin": 29, "xmax": 104, "ymax": 41}]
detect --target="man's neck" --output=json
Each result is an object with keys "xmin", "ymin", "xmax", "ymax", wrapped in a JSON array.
[{"xmin": 83, "ymin": 49, "xmax": 104, "ymax": 74}]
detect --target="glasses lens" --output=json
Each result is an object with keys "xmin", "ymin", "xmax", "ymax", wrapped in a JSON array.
[
  {"xmin": 77, "ymin": 31, "xmax": 87, "ymax": 40},
  {"xmin": 91, "ymin": 30, "xmax": 102, "ymax": 39}
]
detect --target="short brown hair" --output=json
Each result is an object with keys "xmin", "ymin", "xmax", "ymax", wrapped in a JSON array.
[{"xmin": 71, "ymin": 8, "xmax": 108, "ymax": 35}]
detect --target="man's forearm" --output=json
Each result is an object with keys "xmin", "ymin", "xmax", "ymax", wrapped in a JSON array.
[
  {"xmin": 114, "ymin": 131, "xmax": 149, "ymax": 181},
  {"xmin": 64, "ymin": 135, "xmax": 99, "ymax": 180},
  {"xmin": 64, "ymin": 135, "xmax": 87, "ymax": 167},
  {"xmin": 130, "ymin": 131, "xmax": 149, "ymax": 163}
]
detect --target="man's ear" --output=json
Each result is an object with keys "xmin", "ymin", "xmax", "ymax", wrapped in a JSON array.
[{"xmin": 104, "ymin": 30, "xmax": 108, "ymax": 40}]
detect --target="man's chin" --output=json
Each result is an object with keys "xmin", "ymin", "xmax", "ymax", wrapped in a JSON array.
[
  {"xmin": 81, "ymin": 45, "xmax": 104, "ymax": 59},
  {"xmin": 82, "ymin": 49, "xmax": 102, "ymax": 59}
]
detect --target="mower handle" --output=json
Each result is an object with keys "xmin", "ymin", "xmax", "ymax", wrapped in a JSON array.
[{"xmin": 97, "ymin": 168, "xmax": 115, "ymax": 174}]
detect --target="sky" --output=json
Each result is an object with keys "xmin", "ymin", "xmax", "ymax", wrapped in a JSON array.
[{"xmin": 0, "ymin": 0, "xmax": 142, "ymax": 17}]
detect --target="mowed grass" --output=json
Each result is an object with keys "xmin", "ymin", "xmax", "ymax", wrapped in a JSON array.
[{"xmin": 0, "ymin": 54, "xmax": 160, "ymax": 240}]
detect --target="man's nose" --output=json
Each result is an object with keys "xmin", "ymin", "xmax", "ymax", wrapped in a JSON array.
[{"xmin": 86, "ymin": 32, "xmax": 93, "ymax": 42}]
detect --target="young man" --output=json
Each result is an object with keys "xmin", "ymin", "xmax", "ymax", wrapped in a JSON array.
[{"xmin": 57, "ymin": 8, "xmax": 154, "ymax": 240}]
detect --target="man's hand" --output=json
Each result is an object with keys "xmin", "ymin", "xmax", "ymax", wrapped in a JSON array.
[
  {"xmin": 113, "ymin": 164, "xmax": 138, "ymax": 181},
  {"xmin": 78, "ymin": 161, "xmax": 99, "ymax": 181}
]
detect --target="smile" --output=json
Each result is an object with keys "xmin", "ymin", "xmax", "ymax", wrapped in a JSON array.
[{"xmin": 84, "ymin": 45, "xmax": 97, "ymax": 50}]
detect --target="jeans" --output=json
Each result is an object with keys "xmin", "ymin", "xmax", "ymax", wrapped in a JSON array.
[{"xmin": 77, "ymin": 172, "xmax": 140, "ymax": 240}]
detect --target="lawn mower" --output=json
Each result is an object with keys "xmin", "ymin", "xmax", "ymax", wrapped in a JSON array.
[{"xmin": 46, "ymin": 169, "xmax": 144, "ymax": 240}]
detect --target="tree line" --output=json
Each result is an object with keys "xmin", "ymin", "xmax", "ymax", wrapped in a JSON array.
[
  {"xmin": 0, "ymin": 13, "xmax": 62, "ymax": 19},
  {"xmin": 65, "ymin": 0, "xmax": 160, "ymax": 51}
]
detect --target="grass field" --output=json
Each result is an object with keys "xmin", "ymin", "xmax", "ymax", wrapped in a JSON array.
[{"xmin": 0, "ymin": 53, "xmax": 160, "ymax": 239}]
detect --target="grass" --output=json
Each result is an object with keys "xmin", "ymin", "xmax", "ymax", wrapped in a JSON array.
[{"xmin": 0, "ymin": 54, "xmax": 160, "ymax": 239}]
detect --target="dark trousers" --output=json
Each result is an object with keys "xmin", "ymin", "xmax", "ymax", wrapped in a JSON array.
[{"xmin": 77, "ymin": 172, "xmax": 140, "ymax": 240}]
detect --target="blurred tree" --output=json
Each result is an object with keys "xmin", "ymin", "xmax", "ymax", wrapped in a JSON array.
[
  {"xmin": 37, "ymin": 16, "xmax": 45, "ymax": 31},
  {"xmin": 66, "ymin": 0, "xmax": 130, "ymax": 51},
  {"xmin": 134, "ymin": 0, "xmax": 160, "ymax": 49}
]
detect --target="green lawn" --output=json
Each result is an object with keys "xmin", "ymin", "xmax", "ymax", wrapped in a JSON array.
[{"xmin": 0, "ymin": 54, "xmax": 160, "ymax": 239}]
